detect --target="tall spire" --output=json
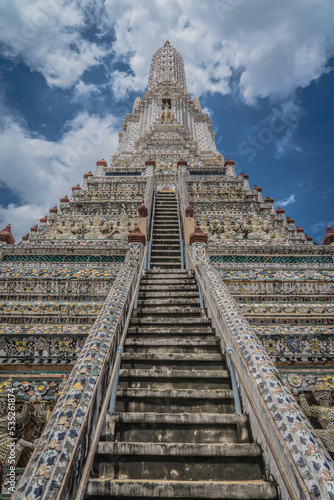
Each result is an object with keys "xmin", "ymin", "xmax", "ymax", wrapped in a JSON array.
[{"xmin": 146, "ymin": 41, "xmax": 187, "ymax": 94}]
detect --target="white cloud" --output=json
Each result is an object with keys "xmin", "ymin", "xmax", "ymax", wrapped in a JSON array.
[
  {"xmin": 0, "ymin": 0, "xmax": 107, "ymax": 88},
  {"xmin": 0, "ymin": 113, "xmax": 119, "ymax": 240},
  {"xmin": 101, "ymin": 0, "xmax": 334, "ymax": 104},
  {"xmin": 275, "ymin": 194, "xmax": 296, "ymax": 207},
  {"xmin": 1, "ymin": 0, "xmax": 333, "ymax": 102},
  {"xmin": 73, "ymin": 81, "xmax": 101, "ymax": 100}
]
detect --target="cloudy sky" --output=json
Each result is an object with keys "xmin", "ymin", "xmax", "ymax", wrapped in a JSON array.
[{"xmin": 0, "ymin": 0, "xmax": 333, "ymax": 242}]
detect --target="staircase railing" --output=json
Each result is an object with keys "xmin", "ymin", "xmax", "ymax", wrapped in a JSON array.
[
  {"xmin": 176, "ymin": 175, "xmax": 185, "ymax": 270},
  {"xmin": 75, "ymin": 243, "xmax": 148, "ymax": 500},
  {"xmin": 146, "ymin": 184, "xmax": 156, "ymax": 271},
  {"xmin": 188, "ymin": 244, "xmax": 334, "ymax": 500}
]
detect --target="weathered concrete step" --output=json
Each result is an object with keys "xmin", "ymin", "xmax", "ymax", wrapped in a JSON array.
[
  {"xmin": 152, "ymin": 245, "xmax": 180, "ymax": 252},
  {"xmin": 104, "ymin": 412, "xmax": 249, "ymax": 444},
  {"xmin": 146, "ymin": 269, "xmax": 192, "ymax": 275},
  {"xmin": 151, "ymin": 246, "xmax": 181, "ymax": 252},
  {"xmin": 139, "ymin": 287, "xmax": 198, "ymax": 294},
  {"xmin": 154, "ymin": 222, "xmax": 179, "ymax": 226},
  {"xmin": 139, "ymin": 285, "xmax": 198, "ymax": 292},
  {"xmin": 97, "ymin": 441, "xmax": 261, "ymax": 457},
  {"xmin": 151, "ymin": 251, "xmax": 181, "ymax": 257},
  {"xmin": 116, "ymin": 388, "xmax": 232, "ymax": 398},
  {"xmin": 127, "ymin": 326, "xmax": 214, "ymax": 335},
  {"xmin": 136, "ymin": 307, "xmax": 202, "ymax": 316},
  {"xmin": 130, "ymin": 317, "xmax": 211, "ymax": 326},
  {"xmin": 122, "ymin": 353, "xmax": 223, "ymax": 362},
  {"xmin": 124, "ymin": 345, "xmax": 219, "ymax": 355},
  {"xmin": 86, "ymin": 479, "xmax": 278, "ymax": 498},
  {"xmin": 151, "ymin": 264, "xmax": 182, "ymax": 270},
  {"xmin": 154, "ymin": 218, "xmax": 178, "ymax": 222},
  {"xmin": 141, "ymin": 275, "xmax": 194, "ymax": 281},
  {"xmin": 137, "ymin": 299, "xmax": 200, "ymax": 306},
  {"xmin": 125, "ymin": 338, "xmax": 218, "ymax": 347},
  {"xmin": 151, "ymin": 247, "xmax": 180, "ymax": 252},
  {"xmin": 153, "ymin": 231, "xmax": 179, "ymax": 235},
  {"xmin": 119, "ymin": 369, "xmax": 228, "ymax": 378},
  {"xmin": 150, "ymin": 257, "xmax": 181, "ymax": 263},
  {"xmin": 153, "ymin": 231, "xmax": 179, "ymax": 236},
  {"xmin": 155, "ymin": 216, "xmax": 178, "ymax": 219},
  {"xmin": 111, "ymin": 412, "xmax": 247, "ymax": 425},
  {"xmin": 140, "ymin": 281, "xmax": 195, "ymax": 286},
  {"xmin": 118, "ymin": 369, "xmax": 230, "ymax": 389},
  {"xmin": 151, "ymin": 239, "xmax": 181, "ymax": 244},
  {"xmin": 115, "ymin": 388, "xmax": 235, "ymax": 412},
  {"xmin": 138, "ymin": 291, "xmax": 199, "ymax": 299}
]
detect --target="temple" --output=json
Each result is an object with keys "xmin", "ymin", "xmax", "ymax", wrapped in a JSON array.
[{"xmin": 0, "ymin": 41, "xmax": 333, "ymax": 499}]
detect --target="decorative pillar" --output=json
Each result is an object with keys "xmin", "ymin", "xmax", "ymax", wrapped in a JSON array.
[{"xmin": 0, "ymin": 224, "xmax": 15, "ymax": 245}]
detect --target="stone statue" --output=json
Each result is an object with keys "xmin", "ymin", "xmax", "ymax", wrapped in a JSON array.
[
  {"xmin": 300, "ymin": 382, "xmax": 334, "ymax": 452},
  {"xmin": 159, "ymin": 102, "xmax": 174, "ymax": 124}
]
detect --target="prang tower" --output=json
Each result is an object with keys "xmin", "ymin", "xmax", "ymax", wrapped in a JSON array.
[{"xmin": 0, "ymin": 41, "xmax": 333, "ymax": 500}]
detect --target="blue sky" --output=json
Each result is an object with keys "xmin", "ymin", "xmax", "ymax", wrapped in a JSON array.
[{"xmin": 0, "ymin": 0, "xmax": 333, "ymax": 243}]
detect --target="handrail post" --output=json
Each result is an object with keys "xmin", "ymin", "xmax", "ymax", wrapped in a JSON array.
[
  {"xmin": 226, "ymin": 347, "xmax": 242, "ymax": 415},
  {"xmin": 148, "ymin": 241, "xmax": 152, "ymax": 270},
  {"xmin": 134, "ymin": 274, "xmax": 141, "ymax": 310},
  {"xmin": 186, "ymin": 244, "xmax": 190, "ymax": 269},
  {"xmin": 144, "ymin": 242, "xmax": 149, "ymax": 270},
  {"xmin": 196, "ymin": 274, "xmax": 204, "ymax": 309},
  {"xmin": 109, "ymin": 346, "xmax": 123, "ymax": 413},
  {"xmin": 180, "ymin": 239, "xmax": 184, "ymax": 269}
]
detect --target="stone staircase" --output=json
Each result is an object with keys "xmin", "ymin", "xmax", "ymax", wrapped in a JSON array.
[
  {"xmin": 150, "ymin": 192, "xmax": 181, "ymax": 270},
  {"xmin": 85, "ymin": 192, "xmax": 278, "ymax": 499}
]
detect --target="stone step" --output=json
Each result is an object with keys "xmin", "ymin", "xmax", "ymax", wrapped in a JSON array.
[
  {"xmin": 150, "ymin": 256, "xmax": 181, "ymax": 262},
  {"xmin": 127, "ymin": 326, "xmax": 214, "ymax": 335},
  {"xmin": 139, "ymin": 283, "xmax": 197, "ymax": 290},
  {"xmin": 95, "ymin": 442, "xmax": 264, "ymax": 482},
  {"xmin": 154, "ymin": 215, "xmax": 178, "ymax": 219},
  {"xmin": 130, "ymin": 317, "xmax": 211, "ymax": 326},
  {"xmin": 136, "ymin": 307, "xmax": 202, "ymax": 317},
  {"xmin": 119, "ymin": 369, "xmax": 229, "ymax": 378},
  {"xmin": 125, "ymin": 338, "xmax": 218, "ymax": 347},
  {"xmin": 150, "ymin": 238, "xmax": 181, "ymax": 244},
  {"xmin": 102, "ymin": 411, "xmax": 249, "ymax": 444},
  {"xmin": 152, "ymin": 231, "xmax": 179, "ymax": 236},
  {"xmin": 151, "ymin": 244, "xmax": 180, "ymax": 250},
  {"xmin": 150, "ymin": 263, "xmax": 182, "ymax": 269},
  {"xmin": 152, "ymin": 239, "xmax": 180, "ymax": 248},
  {"xmin": 141, "ymin": 275, "xmax": 194, "ymax": 281},
  {"xmin": 123, "ymin": 343, "xmax": 219, "ymax": 354},
  {"xmin": 151, "ymin": 264, "xmax": 182, "ymax": 270},
  {"xmin": 152, "ymin": 236, "xmax": 179, "ymax": 242},
  {"xmin": 138, "ymin": 291, "xmax": 199, "ymax": 299},
  {"xmin": 154, "ymin": 219, "xmax": 179, "ymax": 222},
  {"xmin": 150, "ymin": 258, "xmax": 182, "ymax": 264},
  {"xmin": 98, "ymin": 441, "xmax": 261, "ymax": 457},
  {"xmin": 153, "ymin": 223, "xmax": 179, "ymax": 227},
  {"xmin": 150, "ymin": 250, "xmax": 181, "ymax": 256},
  {"xmin": 136, "ymin": 299, "xmax": 200, "ymax": 307},
  {"xmin": 115, "ymin": 388, "xmax": 235, "ymax": 413},
  {"xmin": 146, "ymin": 269, "xmax": 192, "ymax": 275},
  {"xmin": 118, "ymin": 368, "xmax": 230, "ymax": 389},
  {"xmin": 86, "ymin": 478, "xmax": 277, "ymax": 499},
  {"xmin": 121, "ymin": 360, "xmax": 225, "ymax": 372},
  {"xmin": 121, "ymin": 353, "xmax": 223, "ymax": 362}
]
